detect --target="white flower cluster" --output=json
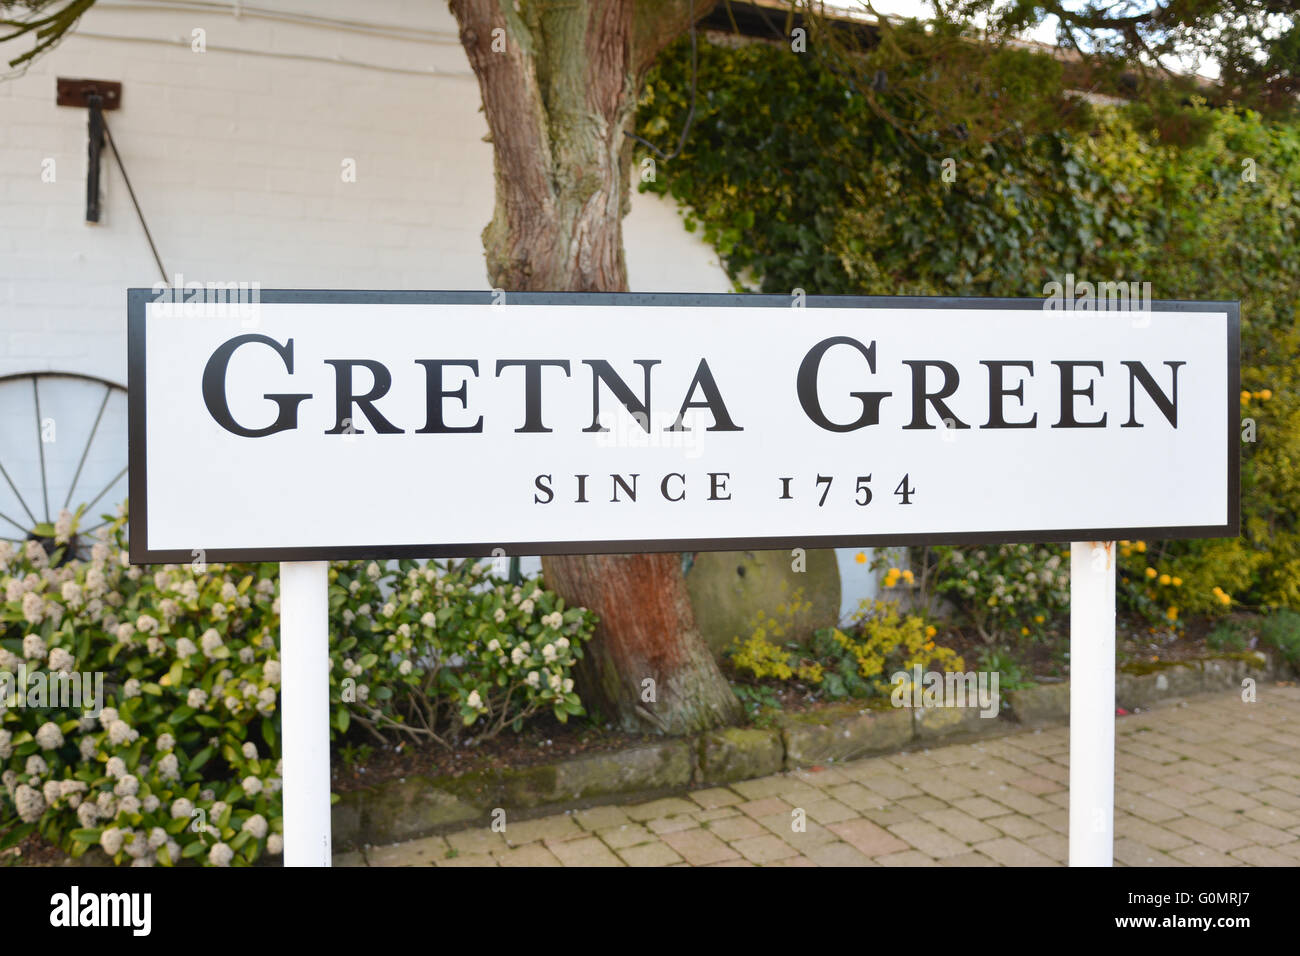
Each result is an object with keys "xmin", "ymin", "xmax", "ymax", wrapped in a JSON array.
[
  {"xmin": 34, "ymin": 722, "xmax": 63, "ymax": 750},
  {"xmin": 200, "ymin": 628, "xmax": 224, "ymax": 658},
  {"xmin": 48, "ymin": 647, "xmax": 74, "ymax": 672},
  {"xmin": 14, "ymin": 783, "xmax": 45, "ymax": 822},
  {"xmin": 22, "ymin": 634, "xmax": 46, "ymax": 660}
]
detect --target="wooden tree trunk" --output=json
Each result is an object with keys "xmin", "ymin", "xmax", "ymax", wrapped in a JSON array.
[
  {"xmin": 450, "ymin": 0, "xmax": 740, "ymax": 734},
  {"xmin": 542, "ymin": 553, "xmax": 742, "ymax": 734}
]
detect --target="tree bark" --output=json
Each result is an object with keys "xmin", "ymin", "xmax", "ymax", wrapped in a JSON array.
[
  {"xmin": 542, "ymin": 553, "xmax": 742, "ymax": 734},
  {"xmin": 450, "ymin": 0, "xmax": 740, "ymax": 734}
]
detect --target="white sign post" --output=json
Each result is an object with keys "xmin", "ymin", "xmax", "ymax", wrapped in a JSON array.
[
  {"xmin": 1069, "ymin": 541, "xmax": 1117, "ymax": 866},
  {"xmin": 128, "ymin": 290, "xmax": 1238, "ymax": 867},
  {"xmin": 278, "ymin": 561, "xmax": 331, "ymax": 867}
]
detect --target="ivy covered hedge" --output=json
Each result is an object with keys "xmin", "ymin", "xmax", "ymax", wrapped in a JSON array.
[{"xmin": 638, "ymin": 36, "xmax": 1300, "ymax": 613}]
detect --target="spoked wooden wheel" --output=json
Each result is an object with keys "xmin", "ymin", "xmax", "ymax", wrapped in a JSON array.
[{"xmin": 0, "ymin": 372, "xmax": 128, "ymax": 559}]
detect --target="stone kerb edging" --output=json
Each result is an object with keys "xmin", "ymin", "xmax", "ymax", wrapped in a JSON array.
[{"xmin": 334, "ymin": 654, "xmax": 1278, "ymax": 850}]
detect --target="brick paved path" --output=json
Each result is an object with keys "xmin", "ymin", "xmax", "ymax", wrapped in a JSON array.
[{"xmin": 337, "ymin": 685, "xmax": 1300, "ymax": 867}]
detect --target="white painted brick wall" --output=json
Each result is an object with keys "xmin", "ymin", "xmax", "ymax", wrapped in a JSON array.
[{"xmin": 0, "ymin": 0, "xmax": 731, "ymax": 387}]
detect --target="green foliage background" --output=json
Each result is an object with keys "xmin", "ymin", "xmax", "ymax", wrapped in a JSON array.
[{"xmin": 637, "ymin": 37, "xmax": 1300, "ymax": 613}]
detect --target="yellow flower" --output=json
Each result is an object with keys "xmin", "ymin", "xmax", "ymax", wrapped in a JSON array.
[
  {"xmin": 1063, "ymin": 549, "xmax": 1070, "ymax": 558},
  {"xmin": 1119, "ymin": 540, "xmax": 1131, "ymax": 547},
  {"xmin": 1135, "ymin": 541, "xmax": 1147, "ymax": 553},
  {"xmin": 901, "ymin": 569, "xmax": 915, "ymax": 584},
  {"xmin": 1166, "ymin": 606, "xmax": 1178, "ymax": 620},
  {"xmin": 1240, "ymin": 390, "xmax": 1252, "ymax": 404},
  {"xmin": 1120, "ymin": 547, "xmax": 1132, "ymax": 558},
  {"xmin": 1172, "ymin": 577, "xmax": 1182, "ymax": 587},
  {"xmin": 1034, "ymin": 615, "xmax": 1045, "ymax": 624},
  {"xmin": 925, "ymin": 625, "xmax": 937, "ymax": 638},
  {"xmin": 1259, "ymin": 389, "xmax": 1273, "ymax": 400},
  {"xmin": 1158, "ymin": 573, "xmax": 1171, "ymax": 586},
  {"xmin": 796, "ymin": 662, "xmax": 824, "ymax": 684},
  {"xmin": 1145, "ymin": 567, "xmax": 1157, "ymax": 579},
  {"xmin": 855, "ymin": 552, "xmax": 867, "ymax": 564},
  {"xmin": 1020, "ymin": 626, "xmax": 1030, "ymax": 636}
]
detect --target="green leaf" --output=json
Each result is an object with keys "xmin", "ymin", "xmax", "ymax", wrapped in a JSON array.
[
  {"xmin": 181, "ymin": 840, "xmax": 206, "ymax": 859},
  {"xmin": 0, "ymin": 822, "xmax": 36, "ymax": 850},
  {"xmin": 188, "ymin": 746, "xmax": 213, "ymax": 773}
]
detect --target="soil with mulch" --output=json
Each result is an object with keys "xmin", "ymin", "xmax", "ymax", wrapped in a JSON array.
[
  {"xmin": 330, "ymin": 719, "xmax": 667, "ymax": 794},
  {"xmin": 2, "ymin": 833, "xmax": 74, "ymax": 867}
]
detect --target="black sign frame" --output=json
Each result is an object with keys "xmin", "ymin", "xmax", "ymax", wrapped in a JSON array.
[{"xmin": 127, "ymin": 289, "xmax": 1240, "ymax": 564}]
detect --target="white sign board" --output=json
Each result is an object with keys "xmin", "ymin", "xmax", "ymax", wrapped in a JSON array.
[{"xmin": 128, "ymin": 291, "xmax": 1238, "ymax": 562}]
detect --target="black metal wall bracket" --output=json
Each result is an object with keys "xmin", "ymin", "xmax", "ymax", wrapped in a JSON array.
[{"xmin": 56, "ymin": 78, "xmax": 122, "ymax": 224}]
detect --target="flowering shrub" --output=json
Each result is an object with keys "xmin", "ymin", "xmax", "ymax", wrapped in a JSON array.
[
  {"xmin": 328, "ymin": 559, "xmax": 595, "ymax": 745},
  {"xmin": 930, "ymin": 544, "xmax": 1071, "ymax": 640},
  {"xmin": 922, "ymin": 537, "xmax": 1262, "ymax": 638},
  {"xmin": 725, "ymin": 592, "xmax": 824, "ymax": 685},
  {"xmin": 1114, "ymin": 538, "xmax": 1263, "ymax": 628},
  {"xmin": 727, "ymin": 597, "xmax": 963, "ymax": 701},
  {"xmin": 809, "ymin": 601, "xmax": 964, "ymax": 700},
  {"xmin": 0, "ymin": 507, "xmax": 595, "ymax": 866}
]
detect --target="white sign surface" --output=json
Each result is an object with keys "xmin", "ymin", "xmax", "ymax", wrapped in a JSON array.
[{"xmin": 128, "ymin": 292, "xmax": 1238, "ymax": 562}]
